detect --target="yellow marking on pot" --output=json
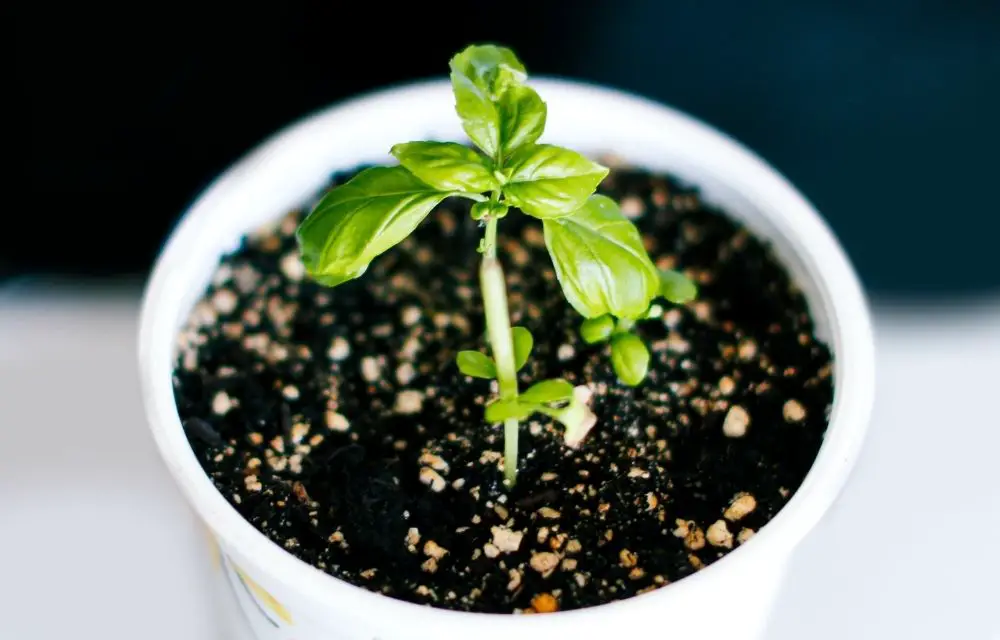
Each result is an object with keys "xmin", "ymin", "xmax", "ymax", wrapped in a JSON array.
[
  {"xmin": 204, "ymin": 526, "xmax": 222, "ymax": 571},
  {"xmin": 232, "ymin": 562, "xmax": 294, "ymax": 625}
]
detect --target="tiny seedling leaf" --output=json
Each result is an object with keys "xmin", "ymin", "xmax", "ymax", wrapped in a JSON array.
[
  {"xmin": 511, "ymin": 326, "xmax": 533, "ymax": 371},
  {"xmin": 610, "ymin": 333, "xmax": 650, "ymax": 387},
  {"xmin": 485, "ymin": 398, "xmax": 535, "ymax": 423},
  {"xmin": 580, "ymin": 314, "xmax": 615, "ymax": 344},
  {"xmin": 543, "ymin": 194, "xmax": 660, "ymax": 320},
  {"xmin": 520, "ymin": 378, "xmax": 574, "ymax": 405},
  {"xmin": 450, "ymin": 44, "xmax": 526, "ymax": 98},
  {"xmin": 501, "ymin": 144, "xmax": 609, "ymax": 218},
  {"xmin": 296, "ymin": 166, "xmax": 454, "ymax": 287},
  {"xmin": 456, "ymin": 351, "xmax": 497, "ymax": 379},
  {"xmin": 659, "ymin": 269, "xmax": 698, "ymax": 304},
  {"xmin": 391, "ymin": 142, "xmax": 498, "ymax": 193}
]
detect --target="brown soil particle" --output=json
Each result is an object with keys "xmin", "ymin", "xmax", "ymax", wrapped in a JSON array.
[{"xmin": 174, "ymin": 165, "xmax": 834, "ymax": 613}]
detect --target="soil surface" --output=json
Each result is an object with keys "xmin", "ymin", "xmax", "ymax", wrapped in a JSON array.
[{"xmin": 174, "ymin": 163, "xmax": 834, "ymax": 614}]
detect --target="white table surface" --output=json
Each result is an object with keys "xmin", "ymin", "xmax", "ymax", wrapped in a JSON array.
[{"xmin": 2, "ymin": 281, "xmax": 998, "ymax": 640}]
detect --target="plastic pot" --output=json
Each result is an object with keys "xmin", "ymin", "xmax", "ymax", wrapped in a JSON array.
[{"xmin": 138, "ymin": 77, "xmax": 875, "ymax": 640}]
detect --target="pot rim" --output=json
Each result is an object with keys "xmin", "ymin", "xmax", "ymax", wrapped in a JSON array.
[{"xmin": 138, "ymin": 76, "xmax": 875, "ymax": 626}]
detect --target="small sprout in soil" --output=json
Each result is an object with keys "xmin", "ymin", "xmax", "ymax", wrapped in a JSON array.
[
  {"xmin": 295, "ymin": 43, "xmax": 685, "ymax": 485},
  {"xmin": 579, "ymin": 267, "xmax": 698, "ymax": 386}
]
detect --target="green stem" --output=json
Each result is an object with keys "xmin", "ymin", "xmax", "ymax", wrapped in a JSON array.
[
  {"xmin": 615, "ymin": 317, "xmax": 635, "ymax": 335},
  {"xmin": 481, "ymin": 216, "xmax": 520, "ymax": 486}
]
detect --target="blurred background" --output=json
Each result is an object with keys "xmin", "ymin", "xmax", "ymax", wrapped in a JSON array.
[
  {"xmin": 9, "ymin": 1, "xmax": 1000, "ymax": 298},
  {"xmin": 5, "ymin": 3, "xmax": 999, "ymax": 639}
]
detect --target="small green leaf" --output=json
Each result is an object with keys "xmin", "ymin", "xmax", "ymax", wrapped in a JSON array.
[
  {"xmin": 580, "ymin": 315, "xmax": 615, "ymax": 344},
  {"xmin": 610, "ymin": 333, "xmax": 650, "ymax": 387},
  {"xmin": 471, "ymin": 200, "xmax": 509, "ymax": 221},
  {"xmin": 485, "ymin": 398, "xmax": 535, "ymax": 423},
  {"xmin": 450, "ymin": 44, "xmax": 526, "ymax": 98},
  {"xmin": 543, "ymin": 194, "xmax": 660, "ymax": 319},
  {"xmin": 501, "ymin": 144, "xmax": 609, "ymax": 218},
  {"xmin": 456, "ymin": 351, "xmax": 496, "ymax": 379},
  {"xmin": 659, "ymin": 269, "xmax": 698, "ymax": 304},
  {"xmin": 520, "ymin": 379, "xmax": 574, "ymax": 405},
  {"xmin": 296, "ymin": 166, "xmax": 454, "ymax": 287},
  {"xmin": 512, "ymin": 326, "xmax": 533, "ymax": 371},
  {"xmin": 449, "ymin": 45, "xmax": 526, "ymax": 158},
  {"xmin": 390, "ymin": 142, "xmax": 498, "ymax": 193},
  {"xmin": 497, "ymin": 83, "xmax": 546, "ymax": 157}
]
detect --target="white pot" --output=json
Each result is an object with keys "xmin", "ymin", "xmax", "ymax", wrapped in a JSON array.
[{"xmin": 138, "ymin": 78, "xmax": 875, "ymax": 640}]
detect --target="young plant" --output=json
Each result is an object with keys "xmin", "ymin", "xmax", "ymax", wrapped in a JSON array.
[
  {"xmin": 295, "ymin": 43, "xmax": 696, "ymax": 486},
  {"xmin": 578, "ymin": 268, "xmax": 699, "ymax": 385}
]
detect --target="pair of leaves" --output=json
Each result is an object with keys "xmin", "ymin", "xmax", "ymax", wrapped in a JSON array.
[
  {"xmin": 456, "ymin": 327, "xmax": 533, "ymax": 379},
  {"xmin": 450, "ymin": 44, "xmax": 546, "ymax": 162},
  {"xmin": 578, "ymin": 316, "xmax": 651, "ymax": 387},
  {"xmin": 575, "ymin": 267, "xmax": 698, "ymax": 386},
  {"xmin": 389, "ymin": 140, "xmax": 609, "ymax": 221},
  {"xmin": 484, "ymin": 379, "xmax": 597, "ymax": 448}
]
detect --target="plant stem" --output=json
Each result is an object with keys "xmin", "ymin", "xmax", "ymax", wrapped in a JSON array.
[
  {"xmin": 615, "ymin": 317, "xmax": 635, "ymax": 335},
  {"xmin": 480, "ymin": 216, "xmax": 520, "ymax": 486}
]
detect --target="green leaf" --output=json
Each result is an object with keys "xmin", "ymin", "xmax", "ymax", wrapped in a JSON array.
[
  {"xmin": 659, "ymin": 269, "xmax": 699, "ymax": 304},
  {"xmin": 450, "ymin": 71, "xmax": 500, "ymax": 158},
  {"xmin": 296, "ymin": 166, "xmax": 454, "ymax": 286},
  {"xmin": 449, "ymin": 45, "xmax": 526, "ymax": 158},
  {"xmin": 610, "ymin": 333, "xmax": 650, "ymax": 387},
  {"xmin": 471, "ymin": 200, "xmax": 509, "ymax": 221},
  {"xmin": 497, "ymin": 83, "xmax": 546, "ymax": 157},
  {"xmin": 580, "ymin": 315, "xmax": 615, "ymax": 344},
  {"xmin": 512, "ymin": 326, "xmax": 533, "ymax": 371},
  {"xmin": 520, "ymin": 379, "xmax": 574, "ymax": 405},
  {"xmin": 485, "ymin": 398, "xmax": 535, "ymax": 423},
  {"xmin": 456, "ymin": 351, "xmax": 496, "ymax": 379},
  {"xmin": 450, "ymin": 44, "xmax": 526, "ymax": 98},
  {"xmin": 502, "ymin": 144, "xmax": 610, "ymax": 218},
  {"xmin": 390, "ymin": 142, "xmax": 497, "ymax": 193},
  {"xmin": 543, "ymin": 194, "xmax": 660, "ymax": 319}
]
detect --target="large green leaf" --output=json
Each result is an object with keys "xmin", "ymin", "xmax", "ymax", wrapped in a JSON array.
[
  {"xmin": 501, "ymin": 144, "xmax": 609, "ymax": 218},
  {"xmin": 295, "ymin": 166, "xmax": 452, "ymax": 286},
  {"xmin": 542, "ymin": 194, "xmax": 660, "ymax": 319}
]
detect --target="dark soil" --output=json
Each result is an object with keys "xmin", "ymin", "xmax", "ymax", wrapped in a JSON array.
[{"xmin": 173, "ymin": 162, "xmax": 834, "ymax": 614}]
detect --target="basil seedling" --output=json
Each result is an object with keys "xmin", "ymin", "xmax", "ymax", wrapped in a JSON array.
[
  {"xmin": 295, "ymin": 43, "xmax": 696, "ymax": 485},
  {"xmin": 579, "ymin": 267, "xmax": 699, "ymax": 386}
]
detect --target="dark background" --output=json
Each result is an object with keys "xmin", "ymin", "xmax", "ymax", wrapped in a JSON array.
[{"xmin": 11, "ymin": 2, "xmax": 1000, "ymax": 299}]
